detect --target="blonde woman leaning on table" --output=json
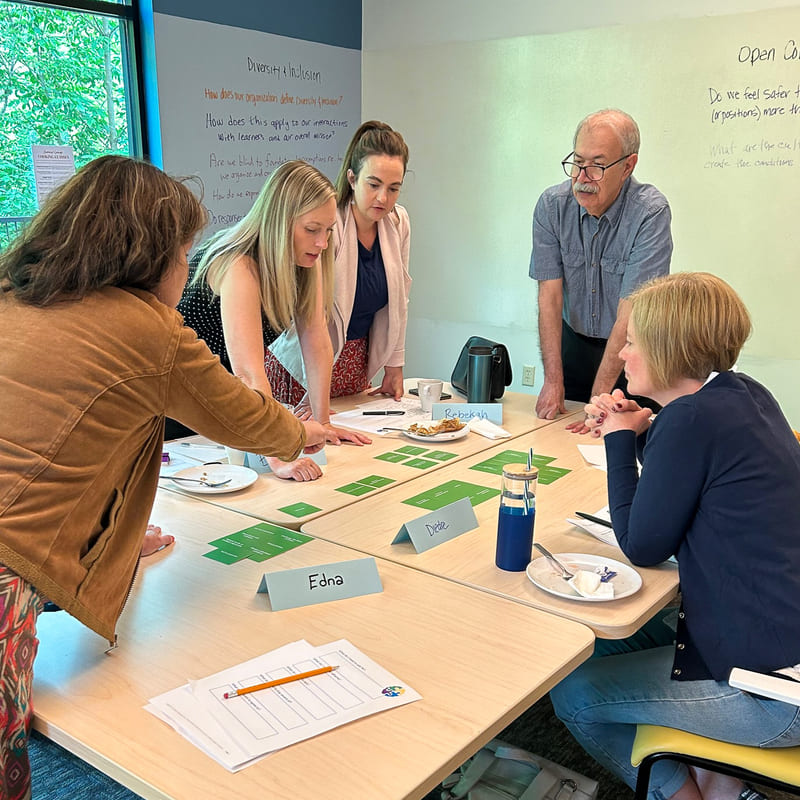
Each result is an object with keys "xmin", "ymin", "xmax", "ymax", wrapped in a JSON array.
[
  {"xmin": 550, "ymin": 273, "xmax": 800, "ymax": 800},
  {"xmin": 0, "ymin": 156, "xmax": 325, "ymax": 800},
  {"xmin": 266, "ymin": 121, "xmax": 411, "ymax": 403},
  {"xmin": 178, "ymin": 160, "xmax": 370, "ymax": 482}
]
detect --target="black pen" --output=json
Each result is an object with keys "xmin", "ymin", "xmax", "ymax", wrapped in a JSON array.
[
  {"xmin": 575, "ymin": 511, "xmax": 613, "ymax": 528},
  {"xmin": 362, "ymin": 410, "xmax": 406, "ymax": 416}
]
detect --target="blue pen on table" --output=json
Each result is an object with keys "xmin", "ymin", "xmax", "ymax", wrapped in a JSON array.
[{"xmin": 361, "ymin": 410, "xmax": 405, "ymax": 416}]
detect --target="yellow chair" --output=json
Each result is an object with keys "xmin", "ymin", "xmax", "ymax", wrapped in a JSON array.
[{"xmin": 631, "ymin": 670, "xmax": 800, "ymax": 799}]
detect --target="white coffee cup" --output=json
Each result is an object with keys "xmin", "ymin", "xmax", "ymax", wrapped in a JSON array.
[
  {"xmin": 224, "ymin": 447, "xmax": 246, "ymax": 466},
  {"xmin": 418, "ymin": 379, "xmax": 443, "ymax": 413}
]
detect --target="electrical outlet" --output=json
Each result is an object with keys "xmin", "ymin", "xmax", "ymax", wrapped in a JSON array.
[{"xmin": 522, "ymin": 364, "xmax": 536, "ymax": 386}]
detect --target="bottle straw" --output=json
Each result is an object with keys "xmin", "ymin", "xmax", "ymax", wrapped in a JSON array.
[{"xmin": 525, "ymin": 447, "xmax": 534, "ymax": 513}]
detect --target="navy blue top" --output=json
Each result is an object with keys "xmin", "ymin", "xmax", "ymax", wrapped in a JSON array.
[
  {"xmin": 605, "ymin": 371, "xmax": 800, "ymax": 681},
  {"xmin": 346, "ymin": 235, "xmax": 388, "ymax": 341}
]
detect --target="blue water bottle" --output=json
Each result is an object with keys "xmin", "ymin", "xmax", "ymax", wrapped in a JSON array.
[{"xmin": 495, "ymin": 464, "xmax": 538, "ymax": 571}]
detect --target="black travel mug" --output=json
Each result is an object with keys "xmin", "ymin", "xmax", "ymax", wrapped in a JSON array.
[{"xmin": 467, "ymin": 345, "xmax": 493, "ymax": 403}]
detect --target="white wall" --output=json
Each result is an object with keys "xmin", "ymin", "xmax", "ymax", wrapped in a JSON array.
[
  {"xmin": 361, "ymin": 1, "xmax": 800, "ymax": 428},
  {"xmin": 362, "ymin": 0, "xmax": 800, "ymax": 48}
]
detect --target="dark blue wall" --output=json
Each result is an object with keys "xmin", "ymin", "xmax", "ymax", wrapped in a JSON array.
[{"xmin": 151, "ymin": 0, "xmax": 361, "ymax": 50}]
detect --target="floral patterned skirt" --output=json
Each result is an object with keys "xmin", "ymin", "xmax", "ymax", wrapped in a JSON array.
[
  {"xmin": 264, "ymin": 337, "xmax": 370, "ymax": 407},
  {"xmin": 0, "ymin": 564, "xmax": 45, "ymax": 800}
]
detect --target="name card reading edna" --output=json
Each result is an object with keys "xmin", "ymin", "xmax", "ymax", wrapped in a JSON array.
[
  {"xmin": 392, "ymin": 496, "xmax": 478, "ymax": 554},
  {"xmin": 257, "ymin": 557, "xmax": 383, "ymax": 610},
  {"xmin": 432, "ymin": 402, "xmax": 503, "ymax": 425}
]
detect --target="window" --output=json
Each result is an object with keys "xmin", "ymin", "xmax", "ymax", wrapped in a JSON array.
[{"xmin": 0, "ymin": 0, "xmax": 145, "ymax": 247}]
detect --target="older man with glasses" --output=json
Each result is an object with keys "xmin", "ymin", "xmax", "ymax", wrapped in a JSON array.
[{"xmin": 529, "ymin": 108, "xmax": 672, "ymax": 433}]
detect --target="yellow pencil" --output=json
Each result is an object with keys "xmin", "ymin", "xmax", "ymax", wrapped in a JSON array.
[{"xmin": 223, "ymin": 665, "xmax": 338, "ymax": 699}]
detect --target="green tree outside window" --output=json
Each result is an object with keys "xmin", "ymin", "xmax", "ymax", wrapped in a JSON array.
[{"xmin": 1, "ymin": 0, "xmax": 139, "ymax": 247}]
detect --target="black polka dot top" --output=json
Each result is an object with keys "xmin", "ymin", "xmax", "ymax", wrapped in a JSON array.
[{"xmin": 178, "ymin": 251, "xmax": 281, "ymax": 373}]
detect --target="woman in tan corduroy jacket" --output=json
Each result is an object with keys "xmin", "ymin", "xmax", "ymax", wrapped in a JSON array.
[{"xmin": 0, "ymin": 155, "xmax": 325, "ymax": 799}]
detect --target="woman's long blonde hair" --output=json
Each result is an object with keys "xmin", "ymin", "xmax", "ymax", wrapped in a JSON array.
[{"xmin": 193, "ymin": 160, "xmax": 335, "ymax": 330}]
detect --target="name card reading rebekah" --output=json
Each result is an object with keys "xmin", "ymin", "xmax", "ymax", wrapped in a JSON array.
[
  {"xmin": 257, "ymin": 557, "xmax": 383, "ymax": 611},
  {"xmin": 432, "ymin": 402, "xmax": 503, "ymax": 425},
  {"xmin": 392, "ymin": 497, "xmax": 478, "ymax": 554}
]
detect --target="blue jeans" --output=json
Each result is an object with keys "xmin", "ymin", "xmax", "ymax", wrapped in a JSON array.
[{"xmin": 550, "ymin": 613, "xmax": 800, "ymax": 800}]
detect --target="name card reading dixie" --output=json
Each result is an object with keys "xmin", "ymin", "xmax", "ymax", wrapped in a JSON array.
[
  {"xmin": 392, "ymin": 497, "xmax": 478, "ymax": 554},
  {"xmin": 257, "ymin": 557, "xmax": 383, "ymax": 611},
  {"xmin": 432, "ymin": 402, "xmax": 503, "ymax": 425}
]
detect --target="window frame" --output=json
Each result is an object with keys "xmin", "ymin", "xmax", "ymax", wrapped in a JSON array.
[{"xmin": 4, "ymin": 0, "xmax": 149, "ymax": 159}]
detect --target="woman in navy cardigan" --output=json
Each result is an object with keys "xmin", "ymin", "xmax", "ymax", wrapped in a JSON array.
[{"xmin": 550, "ymin": 272, "xmax": 800, "ymax": 800}]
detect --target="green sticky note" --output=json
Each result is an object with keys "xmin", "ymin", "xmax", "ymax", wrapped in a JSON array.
[
  {"xmin": 279, "ymin": 501, "xmax": 322, "ymax": 518},
  {"xmin": 396, "ymin": 445, "xmax": 428, "ymax": 455},
  {"xmin": 205, "ymin": 533, "xmax": 254, "ymax": 561},
  {"xmin": 357, "ymin": 475, "xmax": 395, "ymax": 488},
  {"xmin": 203, "ymin": 548, "xmax": 247, "ymax": 564},
  {"xmin": 375, "ymin": 451, "xmax": 409, "ymax": 463},
  {"xmin": 425, "ymin": 450, "xmax": 458, "ymax": 461},
  {"xmin": 537, "ymin": 466, "xmax": 572, "ymax": 485},
  {"xmin": 403, "ymin": 458, "xmax": 438, "ymax": 470},
  {"xmin": 403, "ymin": 479, "xmax": 500, "ymax": 511},
  {"xmin": 205, "ymin": 523, "xmax": 312, "ymax": 564},
  {"xmin": 336, "ymin": 482, "xmax": 375, "ymax": 496},
  {"xmin": 470, "ymin": 450, "xmax": 556, "ymax": 476}
]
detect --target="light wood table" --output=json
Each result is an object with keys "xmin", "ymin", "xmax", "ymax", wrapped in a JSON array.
[
  {"xmin": 33, "ymin": 489, "xmax": 594, "ymax": 800},
  {"xmin": 162, "ymin": 388, "xmax": 582, "ymax": 529},
  {"xmin": 302, "ymin": 422, "xmax": 679, "ymax": 639}
]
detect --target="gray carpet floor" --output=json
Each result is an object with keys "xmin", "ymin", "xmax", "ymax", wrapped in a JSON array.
[
  {"xmin": 30, "ymin": 698, "xmax": 797, "ymax": 799},
  {"xmin": 30, "ymin": 731, "xmax": 141, "ymax": 800}
]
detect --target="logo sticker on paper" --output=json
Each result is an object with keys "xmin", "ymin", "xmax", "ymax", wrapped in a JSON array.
[{"xmin": 382, "ymin": 685, "xmax": 405, "ymax": 697}]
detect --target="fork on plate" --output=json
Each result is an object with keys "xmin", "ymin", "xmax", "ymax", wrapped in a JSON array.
[
  {"xmin": 168, "ymin": 476, "xmax": 232, "ymax": 488},
  {"xmin": 534, "ymin": 543, "xmax": 574, "ymax": 580}
]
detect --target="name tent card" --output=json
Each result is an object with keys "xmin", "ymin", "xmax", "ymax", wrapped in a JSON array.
[
  {"xmin": 392, "ymin": 496, "xmax": 478, "ymax": 554},
  {"xmin": 257, "ymin": 557, "xmax": 383, "ymax": 611},
  {"xmin": 433, "ymin": 402, "xmax": 503, "ymax": 425}
]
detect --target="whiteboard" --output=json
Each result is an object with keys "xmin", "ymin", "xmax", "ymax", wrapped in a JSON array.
[
  {"xmin": 153, "ymin": 13, "xmax": 360, "ymax": 237},
  {"xmin": 363, "ymin": 6, "xmax": 800, "ymax": 425}
]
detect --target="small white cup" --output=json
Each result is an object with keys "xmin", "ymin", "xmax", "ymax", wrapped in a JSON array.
[
  {"xmin": 224, "ymin": 447, "xmax": 246, "ymax": 466},
  {"xmin": 418, "ymin": 379, "xmax": 443, "ymax": 413}
]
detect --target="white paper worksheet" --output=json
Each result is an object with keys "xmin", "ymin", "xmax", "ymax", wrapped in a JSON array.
[
  {"xmin": 330, "ymin": 396, "xmax": 433, "ymax": 435},
  {"xmin": 146, "ymin": 639, "xmax": 421, "ymax": 771}
]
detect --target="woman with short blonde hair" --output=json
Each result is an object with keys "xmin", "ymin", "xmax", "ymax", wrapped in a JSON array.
[
  {"xmin": 551, "ymin": 272, "xmax": 800, "ymax": 800},
  {"xmin": 629, "ymin": 271, "xmax": 751, "ymax": 390}
]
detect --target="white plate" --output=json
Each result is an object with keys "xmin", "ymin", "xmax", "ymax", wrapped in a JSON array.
[
  {"xmin": 526, "ymin": 553, "xmax": 642, "ymax": 602},
  {"xmin": 402, "ymin": 425, "xmax": 469, "ymax": 443},
  {"xmin": 168, "ymin": 465, "xmax": 259, "ymax": 494}
]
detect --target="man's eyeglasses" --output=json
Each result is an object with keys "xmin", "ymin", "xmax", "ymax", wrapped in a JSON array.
[{"xmin": 561, "ymin": 152, "xmax": 634, "ymax": 181}]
